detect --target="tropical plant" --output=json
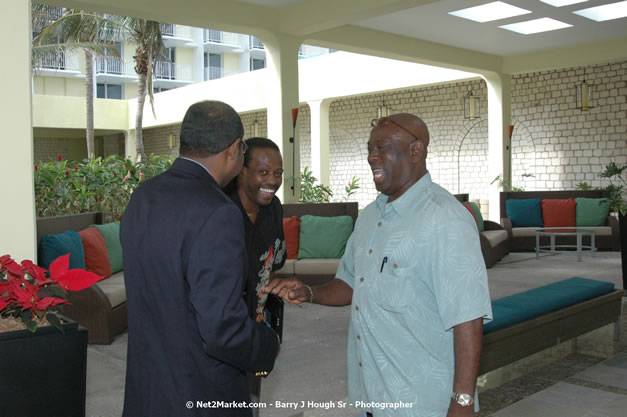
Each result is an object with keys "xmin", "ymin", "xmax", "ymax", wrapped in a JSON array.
[
  {"xmin": 344, "ymin": 176, "xmax": 360, "ymax": 201},
  {"xmin": 297, "ymin": 167, "xmax": 333, "ymax": 203},
  {"xmin": 600, "ymin": 162, "xmax": 626, "ymax": 215},
  {"xmin": 32, "ymin": 5, "xmax": 125, "ymax": 159},
  {"xmin": 491, "ymin": 173, "xmax": 534, "ymax": 192},
  {"xmin": 34, "ymin": 154, "xmax": 172, "ymax": 219}
]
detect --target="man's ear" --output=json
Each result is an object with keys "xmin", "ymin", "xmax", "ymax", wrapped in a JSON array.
[
  {"xmin": 410, "ymin": 140, "xmax": 426, "ymax": 162},
  {"xmin": 226, "ymin": 138, "xmax": 241, "ymax": 160}
]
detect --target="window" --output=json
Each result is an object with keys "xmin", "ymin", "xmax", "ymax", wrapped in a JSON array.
[
  {"xmin": 97, "ymin": 83, "xmax": 122, "ymax": 99},
  {"xmin": 250, "ymin": 58, "xmax": 265, "ymax": 71},
  {"xmin": 204, "ymin": 53, "xmax": 223, "ymax": 80}
]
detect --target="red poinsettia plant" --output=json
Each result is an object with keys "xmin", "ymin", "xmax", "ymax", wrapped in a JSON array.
[{"xmin": 0, "ymin": 253, "xmax": 104, "ymax": 332}]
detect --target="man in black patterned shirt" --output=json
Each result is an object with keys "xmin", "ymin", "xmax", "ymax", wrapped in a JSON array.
[{"xmin": 226, "ymin": 137, "xmax": 287, "ymax": 414}]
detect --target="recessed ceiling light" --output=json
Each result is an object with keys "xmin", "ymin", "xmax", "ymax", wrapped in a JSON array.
[
  {"xmin": 539, "ymin": 0, "xmax": 588, "ymax": 7},
  {"xmin": 573, "ymin": 0, "xmax": 627, "ymax": 22},
  {"xmin": 499, "ymin": 17, "xmax": 573, "ymax": 34},
  {"xmin": 449, "ymin": 1, "xmax": 531, "ymax": 23}
]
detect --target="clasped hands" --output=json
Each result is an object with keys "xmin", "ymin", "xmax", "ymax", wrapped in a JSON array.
[{"xmin": 261, "ymin": 277, "xmax": 309, "ymax": 304}]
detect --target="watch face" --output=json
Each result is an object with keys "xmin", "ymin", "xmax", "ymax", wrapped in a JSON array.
[{"xmin": 456, "ymin": 393, "xmax": 472, "ymax": 406}]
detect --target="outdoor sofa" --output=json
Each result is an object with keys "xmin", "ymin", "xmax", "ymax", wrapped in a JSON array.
[{"xmin": 500, "ymin": 190, "xmax": 620, "ymax": 252}]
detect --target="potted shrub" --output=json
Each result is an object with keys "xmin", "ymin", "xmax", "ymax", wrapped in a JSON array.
[
  {"xmin": 599, "ymin": 163, "xmax": 626, "ymax": 293},
  {"xmin": 0, "ymin": 254, "xmax": 104, "ymax": 417}
]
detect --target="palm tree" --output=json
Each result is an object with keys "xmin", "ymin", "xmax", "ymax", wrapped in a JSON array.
[
  {"xmin": 32, "ymin": 4, "xmax": 124, "ymax": 159},
  {"xmin": 116, "ymin": 18, "xmax": 166, "ymax": 162}
]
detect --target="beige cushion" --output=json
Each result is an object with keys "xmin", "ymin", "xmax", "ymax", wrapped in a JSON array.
[
  {"xmin": 95, "ymin": 272, "xmax": 126, "ymax": 308},
  {"xmin": 275, "ymin": 259, "xmax": 296, "ymax": 275},
  {"xmin": 294, "ymin": 259, "xmax": 340, "ymax": 276},
  {"xmin": 482, "ymin": 230, "xmax": 508, "ymax": 246},
  {"xmin": 512, "ymin": 226, "xmax": 611, "ymax": 237}
]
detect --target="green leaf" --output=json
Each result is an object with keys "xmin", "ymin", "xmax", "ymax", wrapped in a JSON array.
[{"xmin": 46, "ymin": 313, "xmax": 65, "ymax": 333}]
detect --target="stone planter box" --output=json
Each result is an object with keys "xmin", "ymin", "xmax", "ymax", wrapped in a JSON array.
[{"xmin": 0, "ymin": 316, "xmax": 88, "ymax": 417}]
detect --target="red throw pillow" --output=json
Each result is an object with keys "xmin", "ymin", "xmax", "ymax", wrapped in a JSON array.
[
  {"xmin": 462, "ymin": 202, "xmax": 479, "ymax": 228},
  {"xmin": 542, "ymin": 198, "xmax": 576, "ymax": 227},
  {"xmin": 79, "ymin": 227, "xmax": 112, "ymax": 278},
  {"xmin": 283, "ymin": 216, "xmax": 300, "ymax": 259}
]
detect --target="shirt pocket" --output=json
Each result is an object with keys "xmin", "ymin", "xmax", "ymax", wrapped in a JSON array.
[{"xmin": 369, "ymin": 268, "xmax": 411, "ymax": 313}]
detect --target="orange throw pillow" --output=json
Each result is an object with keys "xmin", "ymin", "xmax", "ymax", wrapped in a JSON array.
[
  {"xmin": 541, "ymin": 198, "xmax": 576, "ymax": 227},
  {"xmin": 79, "ymin": 227, "xmax": 112, "ymax": 278},
  {"xmin": 283, "ymin": 216, "xmax": 300, "ymax": 259},
  {"xmin": 462, "ymin": 202, "xmax": 479, "ymax": 228}
]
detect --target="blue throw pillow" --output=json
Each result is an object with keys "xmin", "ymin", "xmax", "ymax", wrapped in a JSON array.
[
  {"xmin": 38, "ymin": 230, "xmax": 86, "ymax": 271},
  {"xmin": 506, "ymin": 198, "xmax": 543, "ymax": 227}
]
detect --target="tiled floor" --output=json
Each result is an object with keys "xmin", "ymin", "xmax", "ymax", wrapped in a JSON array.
[{"xmin": 86, "ymin": 252, "xmax": 625, "ymax": 417}]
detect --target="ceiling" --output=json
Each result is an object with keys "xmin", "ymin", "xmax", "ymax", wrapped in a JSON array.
[{"xmin": 45, "ymin": 0, "xmax": 627, "ymax": 74}]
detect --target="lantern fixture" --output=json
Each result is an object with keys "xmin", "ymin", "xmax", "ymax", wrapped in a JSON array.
[{"xmin": 463, "ymin": 90, "xmax": 480, "ymax": 120}]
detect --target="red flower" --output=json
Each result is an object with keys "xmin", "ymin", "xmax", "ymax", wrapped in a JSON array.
[
  {"xmin": 34, "ymin": 164, "xmax": 38, "ymax": 171},
  {"xmin": 11, "ymin": 279, "xmax": 66, "ymax": 311},
  {"xmin": 0, "ymin": 255, "xmax": 23, "ymax": 278},
  {"xmin": 123, "ymin": 170, "xmax": 131, "ymax": 182},
  {"xmin": 48, "ymin": 254, "xmax": 104, "ymax": 291},
  {"xmin": 20, "ymin": 260, "xmax": 48, "ymax": 284},
  {"xmin": 65, "ymin": 169, "xmax": 69, "ymax": 176},
  {"xmin": 74, "ymin": 165, "xmax": 78, "ymax": 171},
  {"xmin": 57, "ymin": 154, "xmax": 62, "ymax": 161}
]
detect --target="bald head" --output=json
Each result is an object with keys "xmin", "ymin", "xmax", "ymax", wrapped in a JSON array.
[{"xmin": 391, "ymin": 113, "xmax": 430, "ymax": 149}]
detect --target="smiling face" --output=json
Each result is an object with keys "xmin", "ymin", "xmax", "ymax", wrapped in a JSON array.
[
  {"xmin": 238, "ymin": 147, "xmax": 283, "ymax": 209},
  {"xmin": 367, "ymin": 115, "xmax": 427, "ymax": 202}
]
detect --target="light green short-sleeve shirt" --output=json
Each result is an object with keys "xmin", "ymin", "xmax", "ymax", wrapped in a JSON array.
[{"xmin": 336, "ymin": 173, "xmax": 492, "ymax": 417}]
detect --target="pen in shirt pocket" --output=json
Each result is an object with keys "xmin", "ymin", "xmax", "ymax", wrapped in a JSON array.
[{"xmin": 380, "ymin": 256, "xmax": 388, "ymax": 272}]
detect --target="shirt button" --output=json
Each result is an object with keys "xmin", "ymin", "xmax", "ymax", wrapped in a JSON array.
[
  {"xmin": 359, "ymin": 362, "xmax": 363, "ymax": 367},
  {"xmin": 393, "ymin": 264, "xmax": 398, "ymax": 269},
  {"xmin": 360, "ymin": 277, "xmax": 364, "ymax": 282},
  {"xmin": 357, "ymin": 335, "xmax": 361, "ymax": 340},
  {"xmin": 368, "ymin": 249, "xmax": 373, "ymax": 254},
  {"xmin": 355, "ymin": 305, "xmax": 359, "ymax": 311},
  {"xmin": 377, "ymin": 222, "xmax": 382, "ymax": 227}
]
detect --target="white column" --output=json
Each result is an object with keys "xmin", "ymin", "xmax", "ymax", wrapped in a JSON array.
[
  {"xmin": 308, "ymin": 99, "xmax": 331, "ymax": 186},
  {"xmin": 260, "ymin": 34, "xmax": 302, "ymax": 203},
  {"xmin": 192, "ymin": 28, "xmax": 205, "ymax": 83},
  {"xmin": 125, "ymin": 130, "xmax": 138, "ymax": 162},
  {"xmin": 483, "ymin": 72, "xmax": 512, "ymax": 221},
  {"xmin": 1, "ymin": 0, "xmax": 36, "ymax": 261}
]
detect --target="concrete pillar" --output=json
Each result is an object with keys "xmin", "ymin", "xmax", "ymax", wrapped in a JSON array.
[
  {"xmin": 125, "ymin": 130, "xmax": 138, "ymax": 162},
  {"xmin": 308, "ymin": 99, "xmax": 331, "ymax": 186},
  {"xmin": 259, "ymin": 33, "xmax": 302, "ymax": 203},
  {"xmin": 192, "ymin": 28, "xmax": 205, "ymax": 83},
  {"xmin": 1, "ymin": 0, "xmax": 36, "ymax": 261},
  {"xmin": 483, "ymin": 72, "xmax": 512, "ymax": 221}
]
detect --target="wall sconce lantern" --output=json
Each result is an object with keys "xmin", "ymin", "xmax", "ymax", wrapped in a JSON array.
[
  {"xmin": 252, "ymin": 119, "xmax": 260, "ymax": 137},
  {"xmin": 463, "ymin": 90, "xmax": 480, "ymax": 120},
  {"xmin": 576, "ymin": 70, "xmax": 595, "ymax": 112},
  {"xmin": 168, "ymin": 134, "xmax": 175, "ymax": 149},
  {"xmin": 377, "ymin": 102, "xmax": 390, "ymax": 119}
]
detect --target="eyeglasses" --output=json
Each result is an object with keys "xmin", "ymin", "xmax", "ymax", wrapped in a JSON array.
[
  {"xmin": 371, "ymin": 117, "xmax": 419, "ymax": 142},
  {"xmin": 239, "ymin": 139, "xmax": 248, "ymax": 155}
]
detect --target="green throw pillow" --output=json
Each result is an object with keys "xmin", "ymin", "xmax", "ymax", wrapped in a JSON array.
[
  {"xmin": 575, "ymin": 198, "xmax": 611, "ymax": 227},
  {"xmin": 297, "ymin": 215, "xmax": 353, "ymax": 259},
  {"xmin": 468, "ymin": 202, "xmax": 485, "ymax": 232},
  {"xmin": 91, "ymin": 222, "xmax": 123, "ymax": 274}
]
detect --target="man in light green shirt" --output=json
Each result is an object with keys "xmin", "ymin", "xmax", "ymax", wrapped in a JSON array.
[{"xmin": 264, "ymin": 113, "xmax": 492, "ymax": 417}]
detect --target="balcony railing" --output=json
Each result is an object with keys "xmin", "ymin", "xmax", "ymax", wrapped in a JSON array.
[
  {"xmin": 95, "ymin": 56, "xmax": 137, "ymax": 76},
  {"xmin": 250, "ymin": 36, "xmax": 264, "ymax": 50},
  {"xmin": 154, "ymin": 61, "xmax": 192, "ymax": 81},
  {"xmin": 204, "ymin": 29, "xmax": 222, "ymax": 43},
  {"xmin": 204, "ymin": 66, "xmax": 222, "ymax": 80},
  {"xmin": 33, "ymin": 52, "xmax": 79, "ymax": 71},
  {"xmin": 160, "ymin": 23, "xmax": 175, "ymax": 36}
]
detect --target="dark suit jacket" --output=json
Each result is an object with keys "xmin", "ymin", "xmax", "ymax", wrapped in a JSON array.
[{"xmin": 120, "ymin": 158, "xmax": 279, "ymax": 417}]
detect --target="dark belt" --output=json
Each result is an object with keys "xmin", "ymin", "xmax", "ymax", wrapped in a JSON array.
[{"xmin": 366, "ymin": 413, "xmax": 373, "ymax": 417}]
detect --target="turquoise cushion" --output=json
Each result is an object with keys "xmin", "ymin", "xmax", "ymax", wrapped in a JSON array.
[
  {"xmin": 468, "ymin": 202, "xmax": 484, "ymax": 232},
  {"xmin": 484, "ymin": 277, "xmax": 615, "ymax": 333},
  {"xmin": 506, "ymin": 198, "xmax": 543, "ymax": 227},
  {"xmin": 298, "ymin": 215, "xmax": 353, "ymax": 259},
  {"xmin": 38, "ymin": 230, "xmax": 86, "ymax": 271},
  {"xmin": 575, "ymin": 197, "xmax": 611, "ymax": 226},
  {"xmin": 92, "ymin": 223, "xmax": 123, "ymax": 274}
]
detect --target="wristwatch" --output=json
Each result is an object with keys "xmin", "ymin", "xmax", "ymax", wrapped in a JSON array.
[{"xmin": 451, "ymin": 392, "xmax": 474, "ymax": 407}]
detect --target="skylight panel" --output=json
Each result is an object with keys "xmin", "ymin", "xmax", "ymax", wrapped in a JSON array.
[
  {"xmin": 499, "ymin": 17, "xmax": 573, "ymax": 34},
  {"xmin": 573, "ymin": 0, "xmax": 627, "ymax": 21},
  {"xmin": 449, "ymin": 1, "xmax": 531, "ymax": 23},
  {"xmin": 539, "ymin": 0, "xmax": 588, "ymax": 6}
]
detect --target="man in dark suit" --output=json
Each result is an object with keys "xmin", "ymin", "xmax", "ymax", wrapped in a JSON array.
[{"xmin": 120, "ymin": 100, "xmax": 280, "ymax": 417}]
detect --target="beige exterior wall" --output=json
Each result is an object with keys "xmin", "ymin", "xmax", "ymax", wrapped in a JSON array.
[
  {"xmin": 177, "ymin": 46, "xmax": 195, "ymax": 79},
  {"xmin": 224, "ymin": 53, "xmax": 241, "ymax": 74}
]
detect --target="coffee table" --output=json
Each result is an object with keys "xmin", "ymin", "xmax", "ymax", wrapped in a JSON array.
[{"xmin": 535, "ymin": 228, "xmax": 596, "ymax": 262}]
